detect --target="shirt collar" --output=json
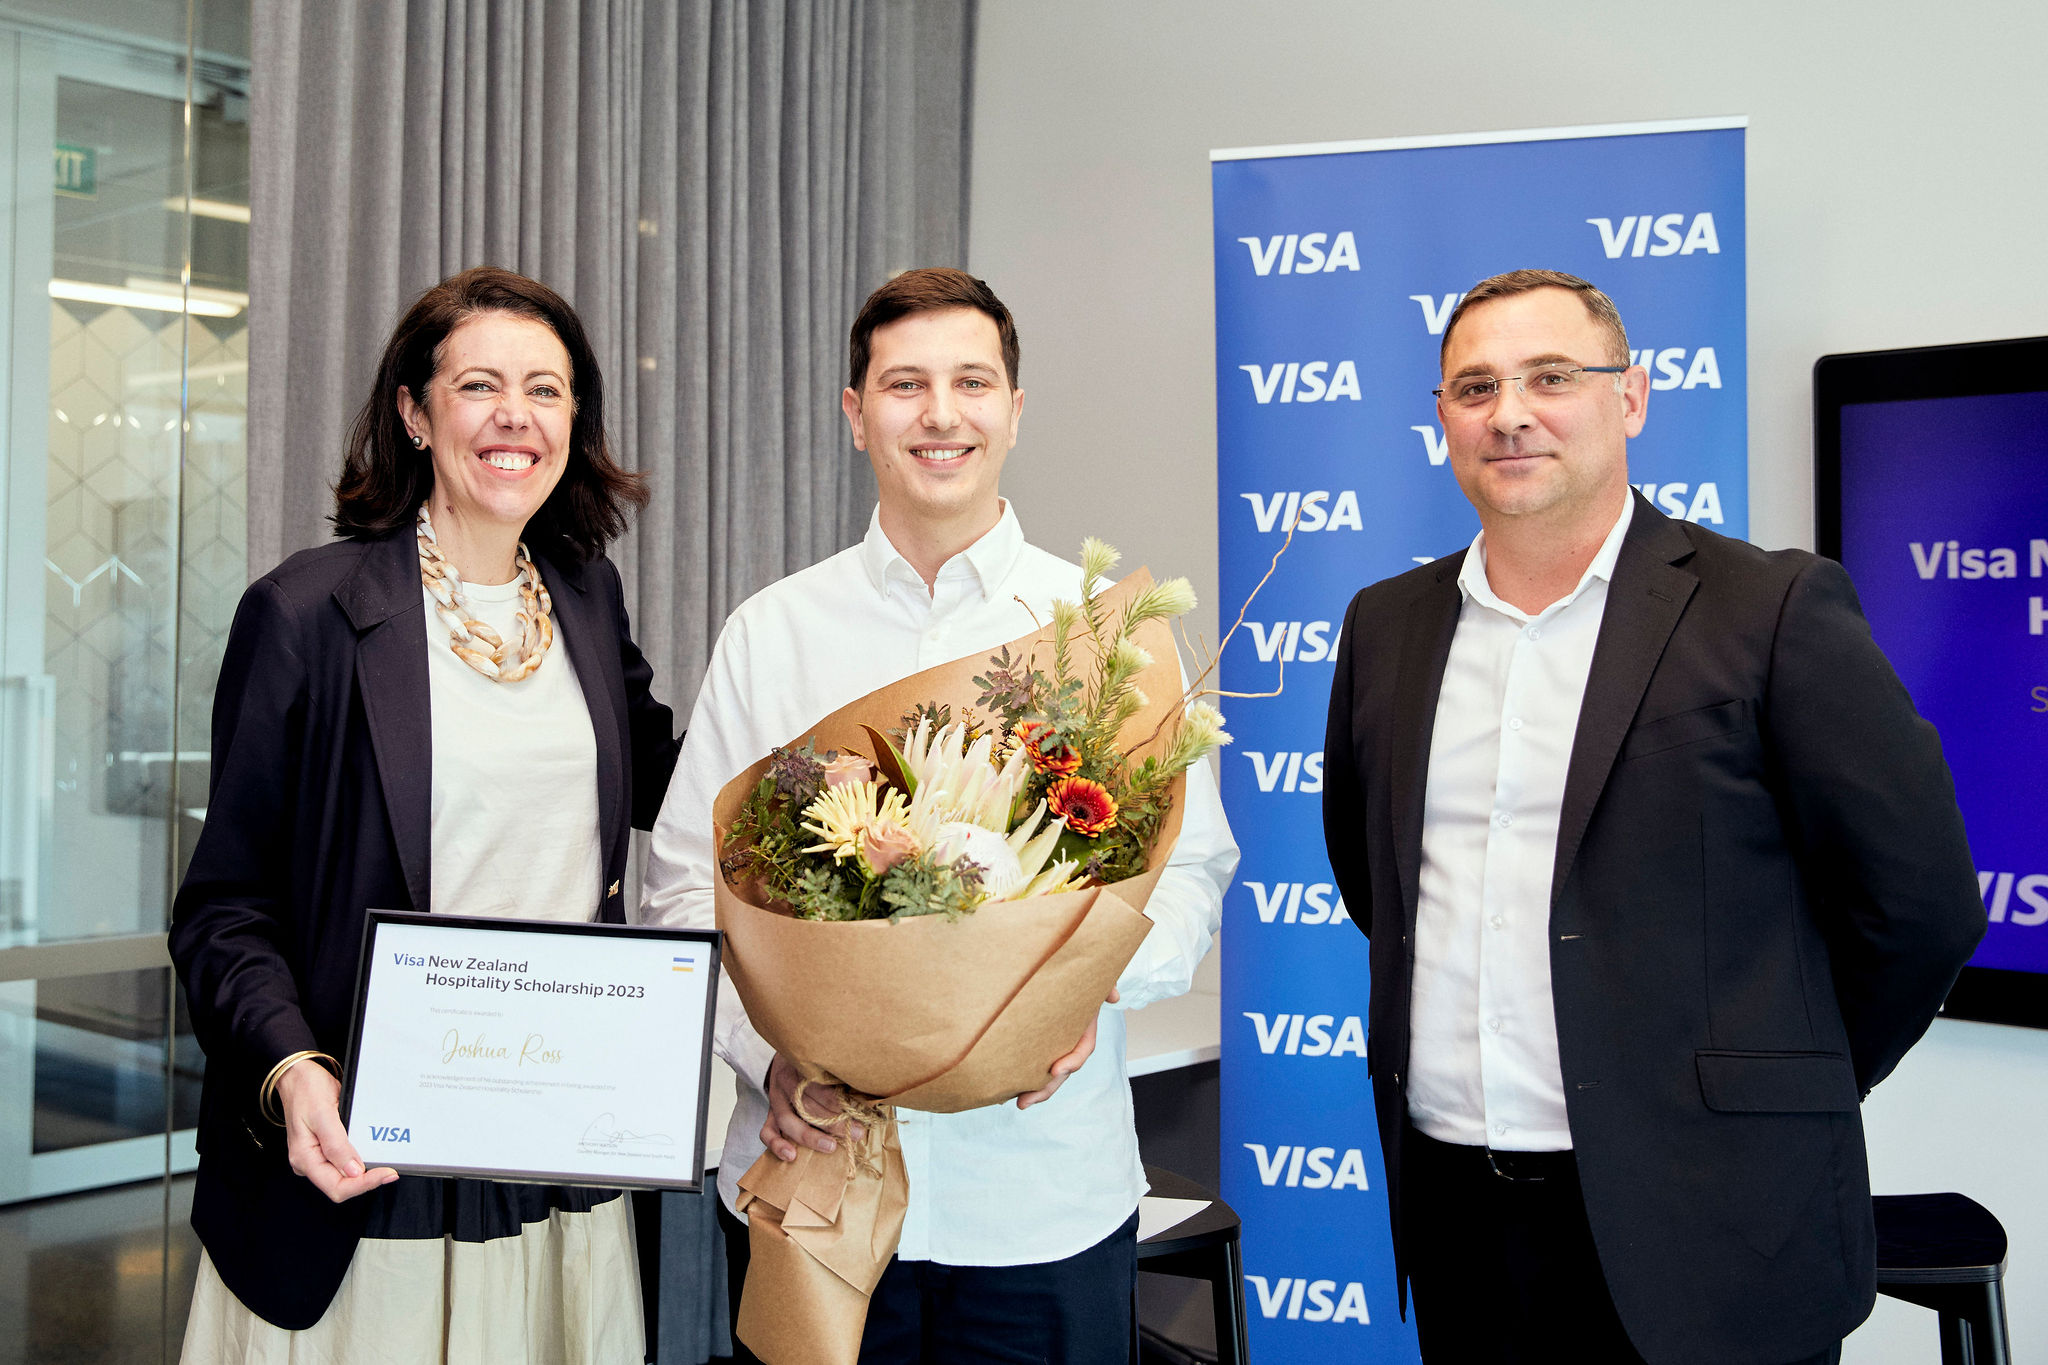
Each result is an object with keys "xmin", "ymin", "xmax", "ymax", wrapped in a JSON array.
[
  {"xmin": 1457, "ymin": 491, "xmax": 1636, "ymax": 620},
  {"xmin": 858, "ymin": 500, "xmax": 1026, "ymax": 601}
]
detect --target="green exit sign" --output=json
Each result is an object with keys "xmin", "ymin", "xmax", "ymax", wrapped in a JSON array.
[{"xmin": 54, "ymin": 143, "xmax": 95, "ymax": 197}]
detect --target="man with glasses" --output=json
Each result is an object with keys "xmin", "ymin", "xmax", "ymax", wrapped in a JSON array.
[{"xmin": 1321, "ymin": 269, "xmax": 1983, "ymax": 1363}]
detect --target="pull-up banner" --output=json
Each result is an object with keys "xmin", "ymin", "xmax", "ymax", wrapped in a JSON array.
[{"xmin": 1212, "ymin": 119, "xmax": 1747, "ymax": 1360}]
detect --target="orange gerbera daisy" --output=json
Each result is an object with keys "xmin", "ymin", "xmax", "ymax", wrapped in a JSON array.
[
  {"xmin": 1016, "ymin": 720, "xmax": 1081, "ymax": 777},
  {"xmin": 1046, "ymin": 776, "xmax": 1118, "ymax": 838}
]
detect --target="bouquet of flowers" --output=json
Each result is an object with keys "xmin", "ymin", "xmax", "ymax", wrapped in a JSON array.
[
  {"xmin": 722, "ymin": 539, "xmax": 1229, "ymax": 928},
  {"xmin": 711, "ymin": 542, "xmax": 1234, "ymax": 1364}
]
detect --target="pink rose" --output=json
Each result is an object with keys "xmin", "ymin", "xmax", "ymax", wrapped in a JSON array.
[
  {"xmin": 859, "ymin": 823, "xmax": 919, "ymax": 877},
  {"xmin": 824, "ymin": 753, "xmax": 876, "ymax": 788}
]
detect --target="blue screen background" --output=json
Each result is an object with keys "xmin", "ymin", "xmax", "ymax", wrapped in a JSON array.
[{"xmin": 1839, "ymin": 390, "xmax": 2048, "ymax": 972}]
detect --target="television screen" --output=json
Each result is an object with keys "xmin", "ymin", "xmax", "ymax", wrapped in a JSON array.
[{"xmin": 1816, "ymin": 335, "xmax": 2048, "ymax": 1029}]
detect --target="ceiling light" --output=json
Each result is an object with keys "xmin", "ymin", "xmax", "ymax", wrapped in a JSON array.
[
  {"xmin": 122, "ymin": 276, "xmax": 250, "ymax": 311},
  {"xmin": 49, "ymin": 278, "xmax": 244, "ymax": 318},
  {"xmin": 163, "ymin": 197, "xmax": 251, "ymax": 224}
]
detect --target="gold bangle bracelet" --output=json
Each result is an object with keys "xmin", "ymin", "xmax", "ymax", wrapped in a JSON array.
[{"xmin": 259, "ymin": 1050, "xmax": 339, "ymax": 1126}]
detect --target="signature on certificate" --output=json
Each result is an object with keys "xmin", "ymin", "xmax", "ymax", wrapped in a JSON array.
[{"xmin": 581, "ymin": 1113, "xmax": 675, "ymax": 1147}]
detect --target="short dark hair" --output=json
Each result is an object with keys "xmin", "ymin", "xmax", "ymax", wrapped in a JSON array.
[
  {"xmin": 332, "ymin": 266, "xmax": 647, "ymax": 563},
  {"xmin": 1439, "ymin": 269, "xmax": 1632, "ymax": 369},
  {"xmin": 847, "ymin": 267, "xmax": 1020, "ymax": 392}
]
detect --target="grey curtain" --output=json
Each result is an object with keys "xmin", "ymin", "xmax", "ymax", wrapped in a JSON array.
[
  {"xmin": 250, "ymin": 0, "xmax": 976, "ymax": 703},
  {"xmin": 246, "ymin": 4, "xmax": 977, "ymax": 1360}
]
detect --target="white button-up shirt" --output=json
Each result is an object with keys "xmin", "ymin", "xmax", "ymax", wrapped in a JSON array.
[
  {"xmin": 641, "ymin": 502, "xmax": 1238, "ymax": 1265},
  {"xmin": 1408, "ymin": 495, "xmax": 1633, "ymax": 1152}
]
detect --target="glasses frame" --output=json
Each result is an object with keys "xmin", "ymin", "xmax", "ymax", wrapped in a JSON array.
[{"xmin": 1433, "ymin": 364, "xmax": 1630, "ymax": 407}]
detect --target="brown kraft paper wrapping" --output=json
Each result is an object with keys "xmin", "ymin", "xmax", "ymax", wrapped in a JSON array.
[{"xmin": 715, "ymin": 572, "xmax": 1191, "ymax": 1362}]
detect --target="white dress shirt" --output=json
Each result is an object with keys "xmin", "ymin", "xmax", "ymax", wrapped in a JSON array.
[
  {"xmin": 640, "ymin": 502, "xmax": 1239, "ymax": 1265},
  {"xmin": 1408, "ymin": 495, "xmax": 1634, "ymax": 1152}
]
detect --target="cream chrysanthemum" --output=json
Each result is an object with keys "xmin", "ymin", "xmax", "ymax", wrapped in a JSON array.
[
  {"xmin": 803, "ymin": 778, "xmax": 949, "ymax": 877},
  {"xmin": 800, "ymin": 780, "xmax": 892, "ymax": 862}
]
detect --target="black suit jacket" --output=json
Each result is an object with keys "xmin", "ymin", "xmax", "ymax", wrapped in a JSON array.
[
  {"xmin": 168, "ymin": 527, "xmax": 680, "ymax": 1329},
  {"xmin": 1321, "ymin": 493, "xmax": 1985, "ymax": 1365}
]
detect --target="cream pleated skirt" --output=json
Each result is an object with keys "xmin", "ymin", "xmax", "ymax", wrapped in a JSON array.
[{"xmin": 181, "ymin": 1193, "xmax": 643, "ymax": 1364}]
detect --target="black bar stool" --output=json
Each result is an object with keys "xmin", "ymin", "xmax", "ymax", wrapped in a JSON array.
[
  {"xmin": 1138, "ymin": 1166, "xmax": 1249, "ymax": 1365},
  {"xmin": 1873, "ymin": 1192, "xmax": 2011, "ymax": 1365}
]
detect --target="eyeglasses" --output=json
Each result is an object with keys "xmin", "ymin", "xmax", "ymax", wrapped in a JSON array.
[{"xmin": 1434, "ymin": 364, "xmax": 1628, "ymax": 409}]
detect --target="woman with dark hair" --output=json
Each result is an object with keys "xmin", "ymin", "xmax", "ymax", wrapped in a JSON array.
[{"xmin": 170, "ymin": 266, "xmax": 681, "ymax": 1361}]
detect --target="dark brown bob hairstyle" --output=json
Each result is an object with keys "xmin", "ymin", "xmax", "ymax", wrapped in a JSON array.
[
  {"xmin": 332, "ymin": 266, "xmax": 647, "ymax": 563},
  {"xmin": 847, "ymin": 267, "xmax": 1020, "ymax": 393}
]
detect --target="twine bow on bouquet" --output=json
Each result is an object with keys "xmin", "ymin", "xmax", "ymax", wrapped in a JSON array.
[{"xmin": 733, "ymin": 1068, "xmax": 906, "ymax": 1360}]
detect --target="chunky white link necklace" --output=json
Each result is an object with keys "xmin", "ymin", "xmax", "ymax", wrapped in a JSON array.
[{"xmin": 416, "ymin": 504, "xmax": 554, "ymax": 682}]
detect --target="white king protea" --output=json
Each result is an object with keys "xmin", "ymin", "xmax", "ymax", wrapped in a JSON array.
[
  {"xmin": 901, "ymin": 719, "xmax": 1031, "ymax": 831},
  {"xmin": 931, "ymin": 821, "xmax": 1025, "ymax": 898}
]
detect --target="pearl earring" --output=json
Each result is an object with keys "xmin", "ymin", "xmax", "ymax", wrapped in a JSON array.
[{"xmin": 411, "ymin": 435, "xmax": 425, "ymax": 449}]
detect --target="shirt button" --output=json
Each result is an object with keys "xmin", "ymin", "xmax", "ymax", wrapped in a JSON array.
[
  {"xmin": 1494, "ymin": 1123, "xmax": 1509, "ymax": 1137},
  {"xmin": 1496, "ymin": 812, "xmax": 1513, "ymax": 829},
  {"xmin": 1490, "ymin": 916, "xmax": 1504, "ymax": 930},
  {"xmin": 1526, "ymin": 626, "xmax": 1542, "ymax": 641},
  {"xmin": 1508, "ymin": 717, "xmax": 1524, "ymax": 731},
  {"xmin": 1487, "ymin": 1018, "xmax": 1501, "ymax": 1033}
]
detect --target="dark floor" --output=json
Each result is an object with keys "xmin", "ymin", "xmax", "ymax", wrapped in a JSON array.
[{"xmin": 0, "ymin": 1173, "xmax": 199, "ymax": 1365}]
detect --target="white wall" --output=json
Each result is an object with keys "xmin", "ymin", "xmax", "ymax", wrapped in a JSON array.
[{"xmin": 968, "ymin": 4, "xmax": 2048, "ymax": 1360}]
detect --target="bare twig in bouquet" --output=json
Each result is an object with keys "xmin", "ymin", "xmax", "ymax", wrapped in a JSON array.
[{"xmin": 1135, "ymin": 513, "xmax": 1300, "ymax": 754}]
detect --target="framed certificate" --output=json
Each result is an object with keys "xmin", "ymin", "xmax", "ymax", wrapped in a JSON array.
[{"xmin": 340, "ymin": 910, "xmax": 721, "ymax": 1191}]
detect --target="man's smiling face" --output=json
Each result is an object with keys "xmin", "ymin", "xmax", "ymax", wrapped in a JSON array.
[
  {"xmin": 1436, "ymin": 286, "xmax": 1646, "ymax": 527},
  {"xmin": 843, "ymin": 306, "xmax": 1023, "ymax": 538}
]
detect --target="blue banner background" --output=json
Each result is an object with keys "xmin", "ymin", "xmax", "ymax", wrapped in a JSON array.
[{"xmin": 1211, "ymin": 124, "xmax": 1747, "ymax": 1360}]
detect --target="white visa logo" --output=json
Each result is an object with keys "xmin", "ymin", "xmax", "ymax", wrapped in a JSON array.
[
  {"xmin": 1909, "ymin": 540, "xmax": 2044, "ymax": 580},
  {"xmin": 1410, "ymin": 292, "xmax": 1465, "ymax": 335},
  {"xmin": 1244, "ymin": 1143, "xmax": 1373, "ymax": 1190},
  {"xmin": 1630, "ymin": 346, "xmax": 1723, "ymax": 390},
  {"xmin": 1634, "ymin": 482, "xmax": 1724, "ymax": 525},
  {"xmin": 1238, "ymin": 231, "xmax": 1361, "ymax": 275},
  {"xmin": 1243, "ymin": 1011, "xmax": 1366, "ymax": 1057},
  {"xmin": 1586, "ymin": 212, "xmax": 1722, "ymax": 258},
  {"xmin": 1240, "ymin": 491, "xmax": 1363, "ymax": 534},
  {"xmin": 1248, "ymin": 621, "xmax": 1336, "ymax": 663},
  {"xmin": 1409, "ymin": 425, "xmax": 1450, "ymax": 466},
  {"xmin": 1244, "ymin": 1275, "xmax": 1371, "ymax": 1324},
  {"xmin": 1246, "ymin": 881, "xmax": 1351, "ymax": 926},
  {"xmin": 1239, "ymin": 360, "xmax": 1362, "ymax": 404},
  {"xmin": 1245, "ymin": 751, "xmax": 1324, "ymax": 794},
  {"xmin": 1979, "ymin": 872, "xmax": 2048, "ymax": 925}
]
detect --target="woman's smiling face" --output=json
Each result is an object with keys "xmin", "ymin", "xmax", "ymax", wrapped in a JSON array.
[{"xmin": 399, "ymin": 311, "xmax": 576, "ymax": 557}]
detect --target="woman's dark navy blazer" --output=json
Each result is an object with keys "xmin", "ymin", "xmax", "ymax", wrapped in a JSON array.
[{"xmin": 168, "ymin": 527, "xmax": 681, "ymax": 1329}]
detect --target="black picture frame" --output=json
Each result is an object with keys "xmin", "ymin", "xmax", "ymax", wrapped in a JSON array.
[
  {"xmin": 1813, "ymin": 333, "xmax": 2048, "ymax": 1032},
  {"xmin": 339, "ymin": 909, "xmax": 724, "ymax": 1190}
]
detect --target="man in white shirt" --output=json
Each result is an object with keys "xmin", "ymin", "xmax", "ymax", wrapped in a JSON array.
[
  {"xmin": 642, "ymin": 267, "xmax": 1237, "ymax": 1362},
  {"xmin": 1321, "ymin": 270, "xmax": 1983, "ymax": 1364}
]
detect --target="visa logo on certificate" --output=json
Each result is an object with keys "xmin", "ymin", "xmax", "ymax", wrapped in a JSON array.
[{"xmin": 342, "ymin": 911, "xmax": 722, "ymax": 1192}]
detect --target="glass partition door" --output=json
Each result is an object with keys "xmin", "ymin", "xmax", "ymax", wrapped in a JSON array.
[{"xmin": 0, "ymin": 3, "xmax": 248, "ymax": 1358}]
